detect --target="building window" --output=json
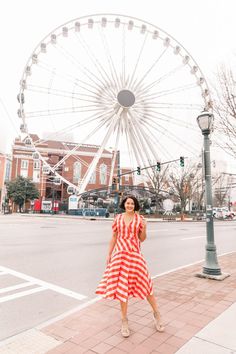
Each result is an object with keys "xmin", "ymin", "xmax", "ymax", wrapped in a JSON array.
[
  {"xmin": 73, "ymin": 161, "xmax": 81, "ymax": 183},
  {"xmin": 20, "ymin": 159, "xmax": 28, "ymax": 178},
  {"xmin": 125, "ymin": 174, "xmax": 129, "ymax": 182},
  {"xmin": 5, "ymin": 160, "xmax": 11, "ymax": 182},
  {"xmin": 33, "ymin": 160, "xmax": 40, "ymax": 170},
  {"xmin": 99, "ymin": 164, "xmax": 107, "ymax": 185},
  {"xmin": 21, "ymin": 160, "xmax": 28, "ymax": 169},
  {"xmin": 33, "ymin": 170, "xmax": 40, "ymax": 183},
  {"xmin": 89, "ymin": 170, "xmax": 96, "ymax": 184}
]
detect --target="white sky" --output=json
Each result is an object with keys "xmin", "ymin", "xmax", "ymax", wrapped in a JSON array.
[{"xmin": 0, "ymin": 0, "xmax": 236, "ymax": 170}]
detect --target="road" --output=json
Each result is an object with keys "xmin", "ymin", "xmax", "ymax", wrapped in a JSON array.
[{"xmin": 0, "ymin": 214, "xmax": 235, "ymax": 341}]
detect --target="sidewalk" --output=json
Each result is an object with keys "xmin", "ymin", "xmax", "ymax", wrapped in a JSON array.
[{"xmin": 1, "ymin": 252, "xmax": 236, "ymax": 354}]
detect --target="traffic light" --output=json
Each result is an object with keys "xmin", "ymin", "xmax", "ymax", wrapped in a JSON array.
[
  {"xmin": 113, "ymin": 177, "xmax": 117, "ymax": 184},
  {"xmin": 156, "ymin": 162, "xmax": 161, "ymax": 172},
  {"xmin": 180, "ymin": 156, "xmax": 184, "ymax": 167},
  {"xmin": 137, "ymin": 166, "xmax": 141, "ymax": 175}
]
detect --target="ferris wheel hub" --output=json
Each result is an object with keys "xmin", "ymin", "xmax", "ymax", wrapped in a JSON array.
[{"xmin": 117, "ymin": 89, "xmax": 135, "ymax": 108}]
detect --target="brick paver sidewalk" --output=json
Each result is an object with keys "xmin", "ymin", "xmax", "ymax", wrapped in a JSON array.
[{"xmin": 42, "ymin": 252, "xmax": 236, "ymax": 354}]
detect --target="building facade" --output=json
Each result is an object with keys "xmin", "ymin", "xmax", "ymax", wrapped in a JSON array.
[
  {"xmin": 11, "ymin": 135, "xmax": 122, "ymax": 203},
  {"xmin": 0, "ymin": 153, "xmax": 12, "ymax": 210}
]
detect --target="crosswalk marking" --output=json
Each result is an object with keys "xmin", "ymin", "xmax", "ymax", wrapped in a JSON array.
[
  {"xmin": 0, "ymin": 265, "xmax": 87, "ymax": 301},
  {"xmin": 0, "ymin": 286, "xmax": 47, "ymax": 303},
  {"xmin": 0, "ymin": 282, "xmax": 33, "ymax": 294}
]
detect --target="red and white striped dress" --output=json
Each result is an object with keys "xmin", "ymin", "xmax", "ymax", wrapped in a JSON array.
[{"xmin": 96, "ymin": 213, "xmax": 153, "ymax": 302}]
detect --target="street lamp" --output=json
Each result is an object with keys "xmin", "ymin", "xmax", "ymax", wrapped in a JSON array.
[{"xmin": 196, "ymin": 111, "xmax": 228, "ymax": 279}]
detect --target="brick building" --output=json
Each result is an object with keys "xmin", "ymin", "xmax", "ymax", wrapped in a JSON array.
[
  {"xmin": 11, "ymin": 135, "xmax": 133, "ymax": 203},
  {"xmin": 0, "ymin": 153, "xmax": 11, "ymax": 210}
]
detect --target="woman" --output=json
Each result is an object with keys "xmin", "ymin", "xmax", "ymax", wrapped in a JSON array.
[{"xmin": 96, "ymin": 195, "xmax": 164, "ymax": 337}]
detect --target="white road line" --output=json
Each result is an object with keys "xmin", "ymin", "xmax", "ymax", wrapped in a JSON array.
[
  {"xmin": 0, "ymin": 287, "xmax": 46, "ymax": 303},
  {"xmin": 181, "ymin": 236, "xmax": 205, "ymax": 240},
  {"xmin": 152, "ymin": 250, "xmax": 236, "ymax": 279},
  {"xmin": 148, "ymin": 229, "xmax": 169, "ymax": 233},
  {"xmin": 0, "ymin": 271, "xmax": 7, "ymax": 276},
  {"xmin": 0, "ymin": 265, "xmax": 87, "ymax": 301},
  {"xmin": 0, "ymin": 282, "xmax": 33, "ymax": 294}
]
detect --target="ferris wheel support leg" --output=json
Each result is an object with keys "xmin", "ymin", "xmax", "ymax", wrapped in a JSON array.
[{"xmin": 78, "ymin": 107, "xmax": 123, "ymax": 195}]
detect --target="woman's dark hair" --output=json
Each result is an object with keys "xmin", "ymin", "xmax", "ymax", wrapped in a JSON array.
[{"xmin": 119, "ymin": 195, "xmax": 140, "ymax": 211}]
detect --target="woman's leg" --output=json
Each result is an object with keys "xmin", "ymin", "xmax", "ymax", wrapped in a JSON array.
[
  {"xmin": 120, "ymin": 300, "xmax": 130, "ymax": 337},
  {"xmin": 146, "ymin": 294, "xmax": 159, "ymax": 314},
  {"xmin": 147, "ymin": 294, "xmax": 165, "ymax": 332},
  {"xmin": 120, "ymin": 300, "xmax": 128, "ymax": 320}
]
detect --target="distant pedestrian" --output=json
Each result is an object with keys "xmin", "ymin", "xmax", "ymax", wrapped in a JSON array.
[{"xmin": 96, "ymin": 195, "xmax": 164, "ymax": 337}]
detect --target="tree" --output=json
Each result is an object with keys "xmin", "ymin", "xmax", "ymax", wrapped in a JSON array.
[
  {"xmin": 214, "ymin": 65, "xmax": 236, "ymax": 158},
  {"xmin": 213, "ymin": 173, "xmax": 231, "ymax": 207},
  {"xmin": 168, "ymin": 164, "xmax": 201, "ymax": 218},
  {"xmin": 6, "ymin": 176, "xmax": 39, "ymax": 212},
  {"xmin": 148, "ymin": 164, "xmax": 170, "ymax": 213}
]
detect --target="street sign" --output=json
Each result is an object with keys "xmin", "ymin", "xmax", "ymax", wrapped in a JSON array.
[
  {"xmin": 42, "ymin": 200, "xmax": 52, "ymax": 211},
  {"xmin": 68, "ymin": 195, "xmax": 78, "ymax": 210}
]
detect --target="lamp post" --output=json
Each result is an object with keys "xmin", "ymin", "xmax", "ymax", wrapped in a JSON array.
[{"xmin": 196, "ymin": 110, "xmax": 223, "ymax": 278}]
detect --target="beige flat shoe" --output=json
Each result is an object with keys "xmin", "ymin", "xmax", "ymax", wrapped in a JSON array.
[
  {"xmin": 121, "ymin": 318, "xmax": 130, "ymax": 338},
  {"xmin": 153, "ymin": 312, "xmax": 165, "ymax": 332}
]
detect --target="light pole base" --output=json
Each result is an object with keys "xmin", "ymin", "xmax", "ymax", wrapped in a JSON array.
[{"xmin": 195, "ymin": 272, "xmax": 230, "ymax": 281}]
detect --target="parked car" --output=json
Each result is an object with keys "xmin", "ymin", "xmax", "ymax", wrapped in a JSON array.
[{"xmin": 213, "ymin": 207, "xmax": 235, "ymax": 219}]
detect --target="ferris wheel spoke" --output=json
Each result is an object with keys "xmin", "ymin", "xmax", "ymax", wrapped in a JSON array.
[
  {"xmin": 129, "ymin": 32, "xmax": 148, "ymax": 88},
  {"xmin": 139, "ymin": 120, "xmax": 173, "ymax": 161},
  {"xmin": 26, "ymin": 85, "xmax": 112, "ymax": 105},
  {"xmin": 25, "ymin": 105, "xmax": 108, "ymax": 119},
  {"xmin": 108, "ymin": 123, "xmax": 121, "ymax": 187},
  {"xmin": 127, "ymin": 127, "xmax": 154, "ymax": 182},
  {"xmin": 99, "ymin": 27, "xmax": 121, "ymax": 90},
  {"xmin": 128, "ymin": 111, "xmax": 160, "ymax": 162},
  {"xmin": 52, "ymin": 109, "xmax": 117, "ymax": 171},
  {"xmin": 75, "ymin": 32, "xmax": 117, "ymax": 97},
  {"xmin": 121, "ymin": 24, "xmax": 126, "ymax": 87},
  {"xmin": 132, "ymin": 47, "xmax": 169, "ymax": 91},
  {"xmin": 126, "ymin": 128, "xmax": 143, "ymax": 171},
  {"xmin": 145, "ymin": 116, "xmax": 199, "ymax": 156},
  {"xmin": 54, "ymin": 43, "xmax": 115, "ymax": 100},
  {"xmin": 124, "ymin": 127, "xmax": 135, "ymax": 175},
  {"xmin": 131, "ymin": 108, "xmax": 176, "ymax": 161},
  {"xmin": 27, "ymin": 84, "xmax": 111, "ymax": 104},
  {"xmin": 33, "ymin": 108, "xmax": 114, "ymax": 147},
  {"xmin": 78, "ymin": 107, "xmax": 123, "ymax": 195},
  {"xmin": 136, "ymin": 83, "xmax": 197, "ymax": 102},
  {"xmin": 135, "ymin": 103, "xmax": 202, "ymax": 113},
  {"xmin": 142, "ymin": 109, "xmax": 198, "ymax": 131},
  {"xmin": 127, "ymin": 118, "xmax": 152, "ymax": 168},
  {"xmin": 37, "ymin": 61, "xmax": 109, "ymax": 98},
  {"xmin": 135, "ymin": 64, "xmax": 184, "ymax": 97}
]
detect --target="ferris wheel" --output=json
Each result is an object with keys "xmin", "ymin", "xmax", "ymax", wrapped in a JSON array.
[{"xmin": 17, "ymin": 14, "xmax": 212, "ymax": 195}]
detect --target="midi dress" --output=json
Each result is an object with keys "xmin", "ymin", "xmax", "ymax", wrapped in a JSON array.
[{"xmin": 96, "ymin": 213, "xmax": 154, "ymax": 302}]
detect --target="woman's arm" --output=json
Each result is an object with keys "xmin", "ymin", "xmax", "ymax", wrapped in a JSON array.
[
  {"xmin": 138, "ymin": 218, "xmax": 147, "ymax": 242},
  {"xmin": 106, "ymin": 232, "xmax": 117, "ymax": 264}
]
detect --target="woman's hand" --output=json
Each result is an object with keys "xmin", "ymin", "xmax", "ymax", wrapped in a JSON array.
[
  {"xmin": 106, "ymin": 254, "xmax": 111, "ymax": 265},
  {"xmin": 142, "ymin": 218, "xmax": 147, "ymax": 229},
  {"xmin": 139, "ymin": 217, "xmax": 147, "ymax": 242}
]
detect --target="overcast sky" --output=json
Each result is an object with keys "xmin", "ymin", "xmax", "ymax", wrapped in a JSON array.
[{"xmin": 0, "ymin": 0, "xmax": 236, "ymax": 170}]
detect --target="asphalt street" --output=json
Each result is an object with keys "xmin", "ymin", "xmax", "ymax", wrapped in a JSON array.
[{"xmin": 0, "ymin": 214, "xmax": 235, "ymax": 341}]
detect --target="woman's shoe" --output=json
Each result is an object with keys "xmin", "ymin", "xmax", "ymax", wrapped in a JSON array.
[
  {"xmin": 153, "ymin": 312, "xmax": 165, "ymax": 332},
  {"xmin": 121, "ymin": 318, "xmax": 130, "ymax": 337}
]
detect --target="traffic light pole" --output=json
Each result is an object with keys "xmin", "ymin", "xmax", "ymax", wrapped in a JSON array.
[{"xmin": 116, "ymin": 157, "xmax": 187, "ymax": 178}]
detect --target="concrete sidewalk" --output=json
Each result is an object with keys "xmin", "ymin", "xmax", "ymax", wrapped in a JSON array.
[{"xmin": 1, "ymin": 252, "xmax": 236, "ymax": 354}]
